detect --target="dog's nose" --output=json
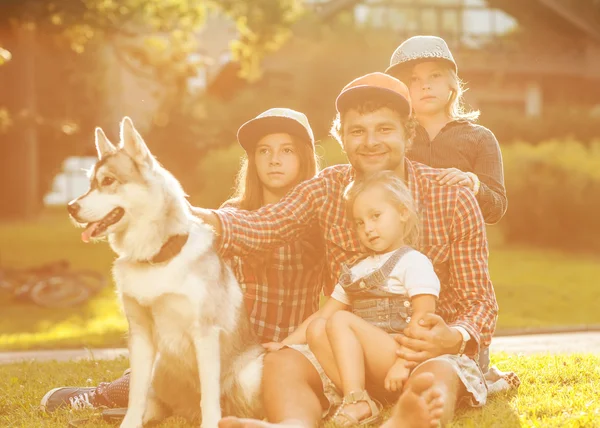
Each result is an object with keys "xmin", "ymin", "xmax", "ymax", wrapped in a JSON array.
[{"xmin": 67, "ymin": 201, "xmax": 80, "ymax": 216}]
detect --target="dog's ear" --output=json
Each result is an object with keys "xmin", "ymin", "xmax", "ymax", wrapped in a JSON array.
[
  {"xmin": 119, "ymin": 116, "xmax": 154, "ymax": 167},
  {"xmin": 95, "ymin": 127, "xmax": 117, "ymax": 160}
]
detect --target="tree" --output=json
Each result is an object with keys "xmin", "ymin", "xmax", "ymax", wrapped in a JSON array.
[{"xmin": 0, "ymin": 0, "xmax": 304, "ymax": 219}]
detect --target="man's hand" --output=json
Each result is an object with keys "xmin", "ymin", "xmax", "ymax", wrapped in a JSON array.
[
  {"xmin": 395, "ymin": 314, "xmax": 463, "ymax": 363},
  {"xmin": 437, "ymin": 168, "xmax": 473, "ymax": 190},
  {"xmin": 188, "ymin": 204, "xmax": 221, "ymax": 234}
]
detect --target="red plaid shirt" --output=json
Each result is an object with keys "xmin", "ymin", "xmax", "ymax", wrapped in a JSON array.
[
  {"xmin": 216, "ymin": 160, "xmax": 498, "ymax": 353},
  {"xmin": 220, "ymin": 199, "xmax": 328, "ymax": 343}
]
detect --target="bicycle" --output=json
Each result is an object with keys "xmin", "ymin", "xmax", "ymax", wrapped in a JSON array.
[{"xmin": 0, "ymin": 259, "xmax": 107, "ymax": 308}]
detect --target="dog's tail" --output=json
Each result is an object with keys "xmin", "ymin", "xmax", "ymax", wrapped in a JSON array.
[{"xmin": 223, "ymin": 348, "xmax": 265, "ymax": 419}]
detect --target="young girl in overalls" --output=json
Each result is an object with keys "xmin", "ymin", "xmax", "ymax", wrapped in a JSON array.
[
  {"xmin": 279, "ymin": 170, "xmax": 441, "ymax": 426},
  {"xmin": 386, "ymin": 35, "xmax": 507, "ymax": 225}
]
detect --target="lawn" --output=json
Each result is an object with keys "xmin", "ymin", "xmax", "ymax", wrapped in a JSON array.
[
  {"xmin": 0, "ymin": 353, "xmax": 598, "ymax": 427},
  {"xmin": 1, "ymin": 208, "xmax": 600, "ymax": 351}
]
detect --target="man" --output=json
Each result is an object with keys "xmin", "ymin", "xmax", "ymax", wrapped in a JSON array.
[{"xmin": 194, "ymin": 72, "xmax": 498, "ymax": 427}]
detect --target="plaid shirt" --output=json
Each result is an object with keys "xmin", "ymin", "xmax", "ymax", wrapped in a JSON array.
[
  {"xmin": 220, "ymin": 199, "xmax": 328, "ymax": 343},
  {"xmin": 216, "ymin": 160, "xmax": 498, "ymax": 353},
  {"xmin": 409, "ymin": 120, "xmax": 507, "ymax": 225}
]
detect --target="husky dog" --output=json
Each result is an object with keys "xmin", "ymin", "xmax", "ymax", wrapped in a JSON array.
[{"xmin": 67, "ymin": 117, "xmax": 264, "ymax": 428}]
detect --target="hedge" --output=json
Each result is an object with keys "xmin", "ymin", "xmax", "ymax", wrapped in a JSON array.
[{"xmin": 500, "ymin": 139, "xmax": 600, "ymax": 252}]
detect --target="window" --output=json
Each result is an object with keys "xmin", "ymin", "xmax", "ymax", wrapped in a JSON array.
[{"xmin": 351, "ymin": 0, "xmax": 518, "ymax": 48}]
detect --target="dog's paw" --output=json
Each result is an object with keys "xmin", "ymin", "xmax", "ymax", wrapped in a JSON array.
[
  {"xmin": 119, "ymin": 416, "xmax": 143, "ymax": 428},
  {"xmin": 200, "ymin": 416, "xmax": 220, "ymax": 428}
]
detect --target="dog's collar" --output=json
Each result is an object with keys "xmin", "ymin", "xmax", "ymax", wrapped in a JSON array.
[{"xmin": 142, "ymin": 233, "xmax": 189, "ymax": 265}]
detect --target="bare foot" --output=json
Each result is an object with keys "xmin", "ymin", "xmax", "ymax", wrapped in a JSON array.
[
  {"xmin": 380, "ymin": 372, "xmax": 444, "ymax": 428},
  {"xmin": 218, "ymin": 416, "xmax": 306, "ymax": 428}
]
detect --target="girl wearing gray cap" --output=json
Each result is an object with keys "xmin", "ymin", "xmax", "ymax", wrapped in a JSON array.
[{"xmin": 386, "ymin": 35, "xmax": 507, "ymax": 225}]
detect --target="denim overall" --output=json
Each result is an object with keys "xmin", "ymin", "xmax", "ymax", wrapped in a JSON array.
[{"xmin": 339, "ymin": 246, "xmax": 413, "ymax": 334}]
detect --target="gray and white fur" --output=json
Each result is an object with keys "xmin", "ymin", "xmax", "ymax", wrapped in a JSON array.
[{"xmin": 67, "ymin": 117, "xmax": 264, "ymax": 428}]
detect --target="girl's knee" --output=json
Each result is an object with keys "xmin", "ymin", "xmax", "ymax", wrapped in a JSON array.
[
  {"xmin": 408, "ymin": 359, "xmax": 459, "ymax": 393},
  {"xmin": 325, "ymin": 310, "xmax": 354, "ymax": 334}
]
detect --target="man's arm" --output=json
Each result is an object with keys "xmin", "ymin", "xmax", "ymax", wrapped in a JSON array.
[
  {"xmin": 448, "ymin": 187, "xmax": 499, "ymax": 355},
  {"xmin": 192, "ymin": 174, "xmax": 327, "ymax": 258}
]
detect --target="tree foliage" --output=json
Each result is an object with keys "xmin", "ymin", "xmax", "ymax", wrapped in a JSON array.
[
  {"xmin": 0, "ymin": 0, "xmax": 303, "ymax": 79},
  {"xmin": 0, "ymin": 0, "xmax": 303, "ymax": 218}
]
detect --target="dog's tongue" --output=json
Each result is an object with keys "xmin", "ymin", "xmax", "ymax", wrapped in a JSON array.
[{"xmin": 81, "ymin": 222, "xmax": 101, "ymax": 243}]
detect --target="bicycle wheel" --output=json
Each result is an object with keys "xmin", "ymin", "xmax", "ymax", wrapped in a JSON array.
[
  {"xmin": 0, "ymin": 269, "xmax": 32, "ymax": 294},
  {"xmin": 29, "ymin": 275, "xmax": 92, "ymax": 308},
  {"xmin": 71, "ymin": 270, "xmax": 107, "ymax": 294}
]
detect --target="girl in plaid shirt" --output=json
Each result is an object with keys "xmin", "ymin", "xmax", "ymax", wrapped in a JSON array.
[
  {"xmin": 386, "ymin": 35, "xmax": 508, "ymax": 224},
  {"xmin": 222, "ymin": 107, "xmax": 328, "ymax": 343},
  {"xmin": 39, "ymin": 108, "xmax": 329, "ymax": 413}
]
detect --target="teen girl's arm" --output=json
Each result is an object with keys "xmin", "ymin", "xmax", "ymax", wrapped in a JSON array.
[
  {"xmin": 192, "ymin": 171, "xmax": 330, "ymax": 258},
  {"xmin": 470, "ymin": 128, "xmax": 507, "ymax": 224}
]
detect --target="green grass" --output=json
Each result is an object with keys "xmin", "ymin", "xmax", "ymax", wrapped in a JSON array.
[
  {"xmin": 0, "ymin": 353, "xmax": 599, "ymax": 427},
  {"xmin": 1, "ymin": 210, "xmax": 600, "ymax": 351}
]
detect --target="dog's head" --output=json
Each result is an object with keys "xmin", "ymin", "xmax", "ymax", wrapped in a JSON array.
[{"xmin": 67, "ymin": 116, "xmax": 172, "ymax": 243}]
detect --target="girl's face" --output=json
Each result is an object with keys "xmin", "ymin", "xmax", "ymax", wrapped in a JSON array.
[
  {"xmin": 352, "ymin": 184, "xmax": 409, "ymax": 254},
  {"xmin": 254, "ymin": 133, "xmax": 301, "ymax": 194},
  {"xmin": 408, "ymin": 61, "xmax": 453, "ymax": 117}
]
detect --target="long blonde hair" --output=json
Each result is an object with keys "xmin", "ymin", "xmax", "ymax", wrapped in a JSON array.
[
  {"xmin": 229, "ymin": 135, "xmax": 320, "ymax": 210},
  {"xmin": 343, "ymin": 170, "xmax": 421, "ymax": 249},
  {"xmin": 446, "ymin": 67, "xmax": 480, "ymax": 121}
]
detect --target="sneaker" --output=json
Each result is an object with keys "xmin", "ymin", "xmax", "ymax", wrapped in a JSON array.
[{"xmin": 40, "ymin": 387, "xmax": 100, "ymax": 412}]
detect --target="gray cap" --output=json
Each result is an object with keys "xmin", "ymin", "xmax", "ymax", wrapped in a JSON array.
[
  {"xmin": 237, "ymin": 108, "xmax": 314, "ymax": 152},
  {"xmin": 385, "ymin": 35, "xmax": 457, "ymax": 77}
]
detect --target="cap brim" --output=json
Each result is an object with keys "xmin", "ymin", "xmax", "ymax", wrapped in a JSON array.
[
  {"xmin": 336, "ymin": 86, "xmax": 411, "ymax": 116},
  {"xmin": 237, "ymin": 116, "xmax": 313, "ymax": 152},
  {"xmin": 385, "ymin": 58, "xmax": 457, "ymax": 78}
]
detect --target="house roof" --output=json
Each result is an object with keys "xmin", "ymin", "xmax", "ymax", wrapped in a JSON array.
[
  {"xmin": 207, "ymin": 0, "xmax": 600, "ymax": 96},
  {"xmin": 488, "ymin": 0, "xmax": 600, "ymax": 43},
  {"xmin": 315, "ymin": 0, "xmax": 600, "ymax": 43}
]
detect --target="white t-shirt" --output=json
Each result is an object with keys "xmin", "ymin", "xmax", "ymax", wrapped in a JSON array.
[{"xmin": 331, "ymin": 248, "xmax": 440, "ymax": 306}]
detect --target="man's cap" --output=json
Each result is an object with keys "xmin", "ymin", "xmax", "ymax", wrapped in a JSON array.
[
  {"xmin": 335, "ymin": 72, "xmax": 412, "ymax": 116},
  {"xmin": 237, "ymin": 108, "xmax": 314, "ymax": 152},
  {"xmin": 385, "ymin": 35, "xmax": 457, "ymax": 77}
]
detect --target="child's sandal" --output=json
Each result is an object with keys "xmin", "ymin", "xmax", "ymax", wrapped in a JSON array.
[{"xmin": 331, "ymin": 390, "xmax": 382, "ymax": 426}]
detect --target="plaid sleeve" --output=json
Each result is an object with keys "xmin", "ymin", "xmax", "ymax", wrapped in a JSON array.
[
  {"xmin": 473, "ymin": 129, "xmax": 507, "ymax": 225},
  {"xmin": 212, "ymin": 175, "xmax": 326, "ymax": 258},
  {"xmin": 448, "ymin": 187, "xmax": 499, "ymax": 354}
]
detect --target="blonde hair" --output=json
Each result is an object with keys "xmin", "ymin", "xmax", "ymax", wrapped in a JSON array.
[
  {"xmin": 446, "ymin": 68, "xmax": 480, "ymax": 121},
  {"xmin": 229, "ymin": 134, "xmax": 320, "ymax": 210},
  {"xmin": 329, "ymin": 99, "xmax": 418, "ymax": 150},
  {"xmin": 343, "ymin": 170, "xmax": 421, "ymax": 249}
]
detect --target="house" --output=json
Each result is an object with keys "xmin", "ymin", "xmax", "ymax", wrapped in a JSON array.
[{"xmin": 205, "ymin": 0, "xmax": 600, "ymax": 119}]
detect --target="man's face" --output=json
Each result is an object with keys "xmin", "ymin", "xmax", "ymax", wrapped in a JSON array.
[{"xmin": 342, "ymin": 107, "xmax": 407, "ymax": 177}]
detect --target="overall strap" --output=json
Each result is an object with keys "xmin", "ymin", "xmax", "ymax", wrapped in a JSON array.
[{"xmin": 342, "ymin": 246, "xmax": 413, "ymax": 292}]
